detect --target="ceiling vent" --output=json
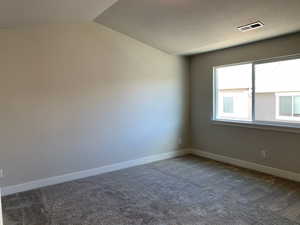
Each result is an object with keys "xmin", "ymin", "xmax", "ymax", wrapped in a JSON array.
[{"xmin": 237, "ymin": 21, "xmax": 264, "ymax": 32}]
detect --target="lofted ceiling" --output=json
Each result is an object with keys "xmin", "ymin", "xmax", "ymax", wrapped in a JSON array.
[
  {"xmin": 95, "ymin": 0, "xmax": 300, "ymax": 55},
  {"xmin": 0, "ymin": 0, "xmax": 118, "ymax": 28},
  {"xmin": 1, "ymin": 0, "xmax": 300, "ymax": 55}
]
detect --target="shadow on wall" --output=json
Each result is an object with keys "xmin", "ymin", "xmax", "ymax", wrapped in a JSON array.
[{"xmin": 0, "ymin": 23, "xmax": 189, "ymax": 188}]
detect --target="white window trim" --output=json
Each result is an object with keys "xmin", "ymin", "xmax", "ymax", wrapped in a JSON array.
[
  {"xmin": 212, "ymin": 53, "xmax": 300, "ymax": 132},
  {"xmin": 276, "ymin": 92, "xmax": 300, "ymax": 122}
]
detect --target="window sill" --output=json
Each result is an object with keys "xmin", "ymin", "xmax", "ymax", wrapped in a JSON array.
[{"xmin": 211, "ymin": 119, "xmax": 300, "ymax": 134}]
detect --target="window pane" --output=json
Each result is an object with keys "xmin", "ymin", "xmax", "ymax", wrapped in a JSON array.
[
  {"xmin": 279, "ymin": 96, "xmax": 292, "ymax": 116},
  {"xmin": 223, "ymin": 96, "xmax": 233, "ymax": 113},
  {"xmin": 255, "ymin": 58, "xmax": 300, "ymax": 123},
  {"xmin": 215, "ymin": 64, "xmax": 252, "ymax": 121},
  {"xmin": 294, "ymin": 96, "xmax": 300, "ymax": 116}
]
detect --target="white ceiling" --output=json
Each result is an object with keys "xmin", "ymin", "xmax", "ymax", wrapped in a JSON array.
[
  {"xmin": 1, "ymin": 0, "xmax": 300, "ymax": 55},
  {"xmin": 0, "ymin": 0, "xmax": 118, "ymax": 28},
  {"xmin": 95, "ymin": 0, "xmax": 300, "ymax": 55}
]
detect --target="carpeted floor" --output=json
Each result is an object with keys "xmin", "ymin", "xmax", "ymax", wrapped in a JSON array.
[{"xmin": 3, "ymin": 155, "xmax": 300, "ymax": 225}]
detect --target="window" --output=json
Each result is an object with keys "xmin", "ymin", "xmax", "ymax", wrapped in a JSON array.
[
  {"xmin": 279, "ymin": 96, "xmax": 292, "ymax": 116},
  {"xmin": 276, "ymin": 93, "xmax": 300, "ymax": 121},
  {"xmin": 223, "ymin": 96, "xmax": 234, "ymax": 113},
  {"xmin": 215, "ymin": 63, "xmax": 252, "ymax": 121},
  {"xmin": 213, "ymin": 55, "xmax": 300, "ymax": 127},
  {"xmin": 294, "ymin": 96, "xmax": 300, "ymax": 116}
]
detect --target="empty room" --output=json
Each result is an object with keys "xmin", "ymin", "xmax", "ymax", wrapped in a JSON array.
[{"xmin": 2, "ymin": 0, "xmax": 300, "ymax": 224}]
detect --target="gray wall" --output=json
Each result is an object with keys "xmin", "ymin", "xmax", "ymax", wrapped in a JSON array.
[
  {"xmin": 190, "ymin": 32, "xmax": 300, "ymax": 174},
  {"xmin": 0, "ymin": 23, "xmax": 189, "ymax": 187}
]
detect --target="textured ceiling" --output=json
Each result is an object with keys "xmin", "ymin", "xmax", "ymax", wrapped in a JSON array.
[
  {"xmin": 0, "ymin": 0, "xmax": 118, "ymax": 28},
  {"xmin": 95, "ymin": 0, "xmax": 300, "ymax": 55}
]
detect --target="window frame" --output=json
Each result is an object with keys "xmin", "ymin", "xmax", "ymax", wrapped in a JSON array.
[{"xmin": 212, "ymin": 53, "xmax": 300, "ymax": 131}]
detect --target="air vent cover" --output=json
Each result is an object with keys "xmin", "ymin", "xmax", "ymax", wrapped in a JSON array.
[{"xmin": 237, "ymin": 21, "xmax": 264, "ymax": 32}]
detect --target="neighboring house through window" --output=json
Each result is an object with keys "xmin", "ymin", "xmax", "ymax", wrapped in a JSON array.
[
  {"xmin": 223, "ymin": 96, "xmax": 234, "ymax": 113},
  {"xmin": 276, "ymin": 93, "xmax": 300, "ymax": 121}
]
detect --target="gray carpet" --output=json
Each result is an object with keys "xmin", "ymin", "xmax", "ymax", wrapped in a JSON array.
[{"xmin": 3, "ymin": 155, "xmax": 300, "ymax": 225}]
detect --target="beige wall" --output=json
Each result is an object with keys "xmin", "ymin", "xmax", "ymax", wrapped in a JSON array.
[
  {"xmin": 190, "ymin": 32, "xmax": 300, "ymax": 174},
  {"xmin": 0, "ymin": 23, "xmax": 189, "ymax": 187}
]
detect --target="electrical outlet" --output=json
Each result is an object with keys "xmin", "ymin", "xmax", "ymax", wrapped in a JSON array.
[
  {"xmin": 0, "ymin": 169, "xmax": 3, "ymax": 178},
  {"xmin": 261, "ymin": 150, "xmax": 268, "ymax": 159}
]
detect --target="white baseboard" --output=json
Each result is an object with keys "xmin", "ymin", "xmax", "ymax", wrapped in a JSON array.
[
  {"xmin": 2, "ymin": 149, "xmax": 189, "ymax": 196},
  {"xmin": 190, "ymin": 148, "xmax": 300, "ymax": 182},
  {"xmin": 5, "ymin": 148, "xmax": 298, "ymax": 197}
]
